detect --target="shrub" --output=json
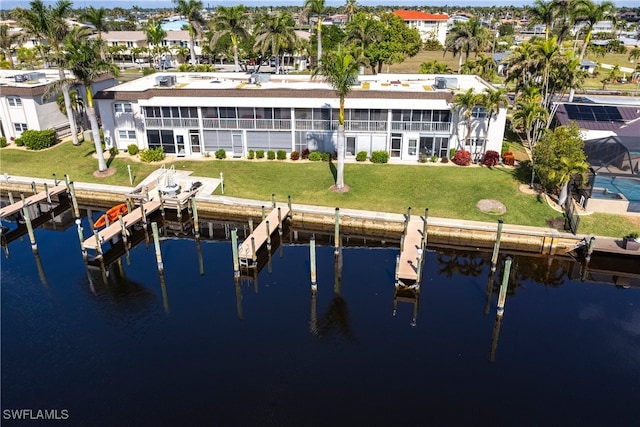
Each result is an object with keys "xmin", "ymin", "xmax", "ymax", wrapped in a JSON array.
[
  {"xmin": 256, "ymin": 149, "xmax": 264, "ymax": 159},
  {"xmin": 20, "ymin": 129, "xmax": 57, "ymax": 150},
  {"xmin": 247, "ymin": 149, "xmax": 255, "ymax": 159},
  {"xmin": 127, "ymin": 144, "xmax": 139, "ymax": 155},
  {"xmin": 431, "ymin": 155, "xmax": 438, "ymax": 163},
  {"xmin": 267, "ymin": 150, "xmax": 276, "ymax": 160},
  {"xmin": 0, "ymin": 137, "xmax": 6, "ymax": 148},
  {"xmin": 356, "ymin": 151, "xmax": 368, "ymax": 162},
  {"xmin": 308, "ymin": 151, "xmax": 322, "ymax": 161},
  {"xmin": 109, "ymin": 146, "xmax": 119, "ymax": 156},
  {"xmin": 441, "ymin": 157, "xmax": 449, "ymax": 164},
  {"xmin": 290, "ymin": 150, "xmax": 300, "ymax": 160},
  {"xmin": 321, "ymin": 152, "xmax": 331, "ymax": 162},
  {"xmin": 276, "ymin": 150, "xmax": 286, "ymax": 160},
  {"xmin": 215, "ymin": 148, "xmax": 226, "ymax": 159},
  {"xmin": 15, "ymin": 137, "xmax": 24, "ymax": 146},
  {"xmin": 452, "ymin": 150, "xmax": 472, "ymax": 166},
  {"xmin": 142, "ymin": 67, "xmax": 156, "ymax": 76},
  {"xmin": 139, "ymin": 147, "xmax": 165, "ymax": 162},
  {"xmin": 501, "ymin": 141, "xmax": 509, "ymax": 155},
  {"xmin": 449, "ymin": 148, "xmax": 456, "ymax": 159},
  {"xmin": 502, "ymin": 151, "xmax": 515, "ymax": 166},
  {"xmin": 301, "ymin": 148, "xmax": 310, "ymax": 159},
  {"xmin": 370, "ymin": 150, "xmax": 389, "ymax": 164},
  {"xmin": 418, "ymin": 153, "xmax": 428, "ymax": 163},
  {"xmin": 482, "ymin": 150, "xmax": 500, "ymax": 167}
]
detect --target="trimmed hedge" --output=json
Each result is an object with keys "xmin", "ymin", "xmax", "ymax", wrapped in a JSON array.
[
  {"xmin": 139, "ymin": 147, "xmax": 165, "ymax": 162},
  {"xmin": 267, "ymin": 150, "xmax": 276, "ymax": 160},
  {"xmin": 356, "ymin": 151, "xmax": 367, "ymax": 162},
  {"xmin": 215, "ymin": 149, "xmax": 226, "ymax": 159},
  {"xmin": 256, "ymin": 150, "xmax": 264, "ymax": 159},
  {"xmin": 277, "ymin": 150, "xmax": 286, "ymax": 160},
  {"xmin": 20, "ymin": 129, "xmax": 57, "ymax": 150},
  {"xmin": 127, "ymin": 144, "xmax": 139, "ymax": 155},
  {"xmin": 0, "ymin": 137, "xmax": 6, "ymax": 148},
  {"xmin": 321, "ymin": 152, "xmax": 331, "ymax": 162},
  {"xmin": 308, "ymin": 151, "xmax": 322, "ymax": 161},
  {"xmin": 370, "ymin": 150, "xmax": 389, "ymax": 163},
  {"xmin": 248, "ymin": 149, "xmax": 255, "ymax": 159}
]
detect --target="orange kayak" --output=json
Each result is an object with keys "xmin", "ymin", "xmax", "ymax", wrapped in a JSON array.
[{"xmin": 94, "ymin": 203, "xmax": 128, "ymax": 228}]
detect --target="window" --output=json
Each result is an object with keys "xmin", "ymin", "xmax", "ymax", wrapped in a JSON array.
[
  {"xmin": 8, "ymin": 97, "xmax": 22, "ymax": 107},
  {"xmin": 114, "ymin": 102, "xmax": 132, "ymax": 113},
  {"xmin": 118, "ymin": 130, "xmax": 136, "ymax": 140},
  {"xmin": 126, "ymin": 41, "xmax": 134, "ymax": 48},
  {"xmin": 111, "ymin": 42, "xmax": 119, "ymax": 47},
  {"xmin": 472, "ymin": 107, "xmax": 487, "ymax": 119},
  {"xmin": 14, "ymin": 123, "xmax": 27, "ymax": 132}
]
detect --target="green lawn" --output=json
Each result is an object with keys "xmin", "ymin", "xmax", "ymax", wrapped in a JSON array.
[{"xmin": 2, "ymin": 141, "xmax": 638, "ymax": 237}]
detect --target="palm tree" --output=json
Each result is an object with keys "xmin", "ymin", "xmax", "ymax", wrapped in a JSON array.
[
  {"xmin": 512, "ymin": 93, "xmax": 549, "ymax": 187},
  {"xmin": 172, "ymin": 0, "xmax": 205, "ymax": 65},
  {"xmin": 344, "ymin": 0, "xmax": 358, "ymax": 22},
  {"xmin": 444, "ymin": 18, "xmax": 489, "ymax": 73},
  {"xmin": 482, "ymin": 87, "xmax": 509, "ymax": 152},
  {"xmin": 312, "ymin": 45, "xmax": 359, "ymax": 191},
  {"xmin": 209, "ymin": 5, "xmax": 249, "ymax": 73},
  {"xmin": 629, "ymin": 47, "xmax": 640, "ymax": 63},
  {"xmin": 505, "ymin": 41, "xmax": 537, "ymax": 92},
  {"xmin": 419, "ymin": 60, "xmax": 452, "ymax": 74},
  {"xmin": 15, "ymin": 0, "xmax": 80, "ymax": 146},
  {"xmin": 0, "ymin": 24, "xmax": 20, "ymax": 68},
  {"xmin": 533, "ymin": 36, "xmax": 561, "ymax": 108},
  {"xmin": 144, "ymin": 20, "xmax": 167, "ymax": 70},
  {"xmin": 304, "ymin": 0, "xmax": 326, "ymax": 64},
  {"xmin": 254, "ymin": 13, "xmax": 296, "ymax": 75},
  {"xmin": 63, "ymin": 32, "xmax": 119, "ymax": 173},
  {"xmin": 453, "ymin": 88, "xmax": 482, "ymax": 149},
  {"xmin": 80, "ymin": 7, "xmax": 109, "ymax": 61},
  {"xmin": 528, "ymin": 0, "xmax": 557, "ymax": 40}
]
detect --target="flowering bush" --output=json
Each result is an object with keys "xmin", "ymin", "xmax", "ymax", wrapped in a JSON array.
[
  {"xmin": 290, "ymin": 151, "xmax": 300, "ymax": 160},
  {"xmin": 502, "ymin": 151, "xmax": 515, "ymax": 166},
  {"xmin": 451, "ymin": 150, "xmax": 472, "ymax": 166},
  {"xmin": 482, "ymin": 150, "xmax": 500, "ymax": 167}
]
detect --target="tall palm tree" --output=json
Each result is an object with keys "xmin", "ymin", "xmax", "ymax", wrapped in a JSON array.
[
  {"xmin": 629, "ymin": 47, "xmax": 640, "ymax": 63},
  {"xmin": 0, "ymin": 24, "xmax": 20, "ymax": 68},
  {"xmin": 528, "ymin": 0, "xmax": 557, "ymax": 40},
  {"xmin": 482, "ymin": 87, "xmax": 509, "ymax": 152},
  {"xmin": 63, "ymin": 32, "xmax": 119, "ymax": 172},
  {"xmin": 312, "ymin": 45, "xmax": 359, "ymax": 191},
  {"xmin": 444, "ymin": 18, "xmax": 489, "ymax": 72},
  {"xmin": 453, "ymin": 88, "xmax": 482, "ymax": 148},
  {"xmin": 254, "ymin": 13, "xmax": 296, "ymax": 74},
  {"xmin": 304, "ymin": 0, "xmax": 325, "ymax": 64},
  {"xmin": 344, "ymin": 0, "xmax": 358, "ymax": 22},
  {"xmin": 80, "ymin": 7, "xmax": 109, "ymax": 61},
  {"xmin": 172, "ymin": 0, "xmax": 205, "ymax": 65},
  {"xmin": 15, "ymin": 0, "xmax": 80, "ymax": 146},
  {"xmin": 144, "ymin": 20, "xmax": 167, "ymax": 70},
  {"xmin": 209, "ymin": 5, "xmax": 249, "ymax": 73},
  {"xmin": 570, "ymin": 0, "xmax": 616, "ymax": 101},
  {"xmin": 512, "ymin": 94, "xmax": 549, "ymax": 187},
  {"xmin": 533, "ymin": 36, "xmax": 561, "ymax": 108}
]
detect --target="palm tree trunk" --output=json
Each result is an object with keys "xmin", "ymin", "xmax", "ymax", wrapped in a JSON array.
[
  {"xmin": 233, "ymin": 43, "xmax": 240, "ymax": 72},
  {"xmin": 570, "ymin": 30, "xmax": 593, "ymax": 102},
  {"xmin": 189, "ymin": 32, "xmax": 196, "ymax": 65},
  {"xmin": 58, "ymin": 68, "xmax": 79, "ymax": 146},
  {"xmin": 317, "ymin": 20, "xmax": 322, "ymax": 64},
  {"xmin": 336, "ymin": 123, "xmax": 345, "ymax": 189},
  {"xmin": 85, "ymin": 87, "xmax": 107, "ymax": 171}
]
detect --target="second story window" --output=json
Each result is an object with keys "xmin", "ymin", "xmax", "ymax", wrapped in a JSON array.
[
  {"xmin": 114, "ymin": 102, "xmax": 132, "ymax": 113},
  {"xmin": 8, "ymin": 97, "xmax": 22, "ymax": 107},
  {"xmin": 472, "ymin": 107, "xmax": 487, "ymax": 119}
]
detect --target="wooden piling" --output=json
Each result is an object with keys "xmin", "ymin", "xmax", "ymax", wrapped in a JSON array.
[
  {"xmin": 151, "ymin": 222, "xmax": 164, "ymax": 273},
  {"xmin": 265, "ymin": 220, "xmax": 271, "ymax": 249},
  {"xmin": 334, "ymin": 207, "xmax": 340, "ymax": 255},
  {"xmin": 261, "ymin": 205, "xmax": 265, "ymax": 221},
  {"xmin": 271, "ymin": 193, "xmax": 276, "ymax": 209},
  {"xmin": 93, "ymin": 229, "xmax": 103, "ymax": 257},
  {"xmin": 277, "ymin": 207, "xmax": 283, "ymax": 237},
  {"xmin": 287, "ymin": 195, "xmax": 292, "ymax": 217},
  {"xmin": 231, "ymin": 228, "xmax": 240, "ymax": 277},
  {"xmin": 490, "ymin": 220, "xmax": 504, "ymax": 273},
  {"xmin": 191, "ymin": 197, "xmax": 200, "ymax": 238},
  {"xmin": 139, "ymin": 203, "xmax": 147, "ymax": 225},
  {"xmin": 310, "ymin": 236, "xmax": 317, "ymax": 291},
  {"xmin": 68, "ymin": 182, "xmax": 80, "ymax": 218},
  {"xmin": 52, "ymin": 173, "xmax": 58, "ymax": 185},
  {"xmin": 415, "ymin": 249, "xmax": 423, "ymax": 285},
  {"xmin": 8, "ymin": 192, "xmax": 14, "ymax": 205},
  {"xmin": 251, "ymin": 236, "xmax": 256, "ymax": 262},
  {"xmin": 44, "ymin": 183, "xmax": 51, "ymax": 204},
  {"xmin": 248, "ymin": 218, "xmax": 254, "ymax": 234},
  {"xmin": 497, "ymin": 257, "xmax": 512, "ymax": 316},
  {"xmin": 219, "ymin": 172, "xmax": 224, "ymax": 195},
  {"xmin": 21, "ymin": 205, "xmax": 37, "ymax": 252},
  {"xmin": 404, "ymin": 206, "xmax": 412, "ymax": 234},
  {"xmin": 584, "ymin": 236, "xmax": 596, "ymax": 262},
  {"xmin": 394, "ymin": 254, "xmax": 400, "ymax": 283},
  {"xmin": 31, "ymin": 181, "xmax": 37, "ymax": 195}
]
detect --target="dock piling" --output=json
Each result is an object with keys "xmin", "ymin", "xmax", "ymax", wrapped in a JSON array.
[
  {"xmin": 251, "ymin": 236, "xmax": 256, "ymax": 263},
  {"xmin": 497, "ymin": 257, "xmax": 512, "ymax": 316},
  {"xmin": 21, "ymin": 205, "xmax": 37, "ymax": 252},
  {"xmin": 334, "ymin": 207, "xmax": 340, "ymax": 256},
  {"xmin": 75, "ymin": 219, "xmax": 87, "ymax": 261},
  {"xmin": 231, "ymin": 228, "xmax": 240, "ymax": 278},
  {"xmin": 271, "ymin": 193, "xmax": 276, "ymax": 209},
  {"xmin": 8, "ymin": 192, "xmax": 14, "ymax": 205},
  {"xmin": 191, "ymin": 197, "xmax": 200, "ymax": 238},
  {"xmin": 151, "ymin": 222, "xmax": 164, "ymax": 273},
  {"xmin": 248, "ymin": 218, "xmax": 254, "ymax": 234},
  {"xmin": 415, "ymin": 249, "xmax": 423, "ymax": 285},
  {"xmin": 287, "ymin": 195, "xmax": 292, "ymax": 217},
  {"xmin": 69, "ymin": 182, "xmax": 80, "ymax": 219},
  {"xmin": 220, "ymin": 172, "xmax": 224, "ymax": 195},
  {"xmin": 584, "ymin": 236, "xmax": 596, "ymax": 262},
  {"xmin": 31, "ymin": 181, "xmax": 37, "ymax": 195},
  {"xmin": 265, "ymin": 220, "xmax": 271, "ymax": 250},
  {"xmin": 53, "ymin": 174, "xmax": 58, "ymax": 186},
  {"xmin": 261, "ymin": 205, "xmax": 265, "ymax": 221},
  {"xmin": 490, "ymin": 220, "xmax": 504, "ymax": 273},
  {"xmin": 404, "ymin": 207, "xmax": 412, "ymax": 234},
  {"xmin": 310, "ymin": 236, "xmax": 317, "ymax": 291}
]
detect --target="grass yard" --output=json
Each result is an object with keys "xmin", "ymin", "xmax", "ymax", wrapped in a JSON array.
[{"xmin": 1, "ymin": 141, "xmax": 636, "ymax": 238}]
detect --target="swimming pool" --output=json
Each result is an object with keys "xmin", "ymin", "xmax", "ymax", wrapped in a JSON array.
[
  {"xmin": 161, "ymin": 20, "xmax": 188, "ymax": 31},
  {"xmin": 592, "ymin": 175, "xmax": 640, "ymax": 202}
]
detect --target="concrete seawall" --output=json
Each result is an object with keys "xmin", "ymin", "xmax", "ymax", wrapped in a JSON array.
[{"xmin": 0, "ymin": 175, "xmax": 585, "ymax": 256}]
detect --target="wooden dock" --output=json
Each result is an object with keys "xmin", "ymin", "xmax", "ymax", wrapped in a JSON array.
[
  {"xmin": 397, "ymin": 218, "xmax": 426, "ymax": 283},
  {"xmin": 82, "ymin": 200, "xmax": 161, "ymax": 251},
  {"xmin": 0, "ymin": 184, "xmax": 67, "ymax": 219},
  {"xmin": 238, "ymin": 206, "xmax": 290, "ymax": 266}
]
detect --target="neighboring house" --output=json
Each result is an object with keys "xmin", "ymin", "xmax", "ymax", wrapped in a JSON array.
[
  {"xmin": 0, "ymin": 69, "xmax": 118, "ymax": 140},
  {"xmin": 94, "ymin": 73, "xmax": 506, "ymax": 162},
  {"xmin": 580, "ymin": 60, "xmax": 598, "ymax": 75},
  {"xmin": 393, "ymin": 10, "xmax": 449, "ymax": 46},
  {"xmin": 98, "ymin": 30, "xmax": 199, "ymax": 63}
]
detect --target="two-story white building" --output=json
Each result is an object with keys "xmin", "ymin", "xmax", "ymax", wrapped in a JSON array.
[
  {"xmin": 0, "ymin": 69, "xmax": 117, "ymax": 140},
  {"xmin": 393, "ymin": 10, "xmax": 449, "ymax": 46},
  {"xmin": 94, "ymin": 73, "xmax": 506, "ymax": 163}
]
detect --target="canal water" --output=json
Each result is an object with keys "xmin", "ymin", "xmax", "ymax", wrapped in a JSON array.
[{"xmin": 1, "ymin": 209, "xmax": 639, "ymax": 426}]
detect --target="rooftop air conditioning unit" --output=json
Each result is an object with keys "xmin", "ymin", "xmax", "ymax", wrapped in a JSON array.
[
  {"xmin": 156, "ymin": 75, "xmax": 176, "ymax": 87},
  {"xmin": 24, "ymin": 72, "xmax": 45, "ymax": 82},
  {"xmin": 434, "ymin": 77, "xmax": 458, "ymax": 90},
  {"xmin": 14, "ymin": 74, "xmax": 27, "ymax": 83}
]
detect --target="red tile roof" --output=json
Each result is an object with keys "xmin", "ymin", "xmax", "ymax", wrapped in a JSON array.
[{"xmin": 393, "ymin": 10, "xmax": 449, "ymax": 21}]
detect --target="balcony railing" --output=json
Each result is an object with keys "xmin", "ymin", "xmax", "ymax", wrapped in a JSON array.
[
  {"xmin": 390, "ymin": 121, "xmax": 451, "ymax": 132},
  {"xmin": 145, "ymin": 118, "xmax": 199, "ymax": 128},
  {"xmin": 200, "ymin": 118, "xmax": 292, "ymax": 130}
]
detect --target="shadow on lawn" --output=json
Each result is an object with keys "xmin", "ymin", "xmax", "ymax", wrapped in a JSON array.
[{"xmin": 328, "ymin": 159, "xmax": 337, "ymax": 184}]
